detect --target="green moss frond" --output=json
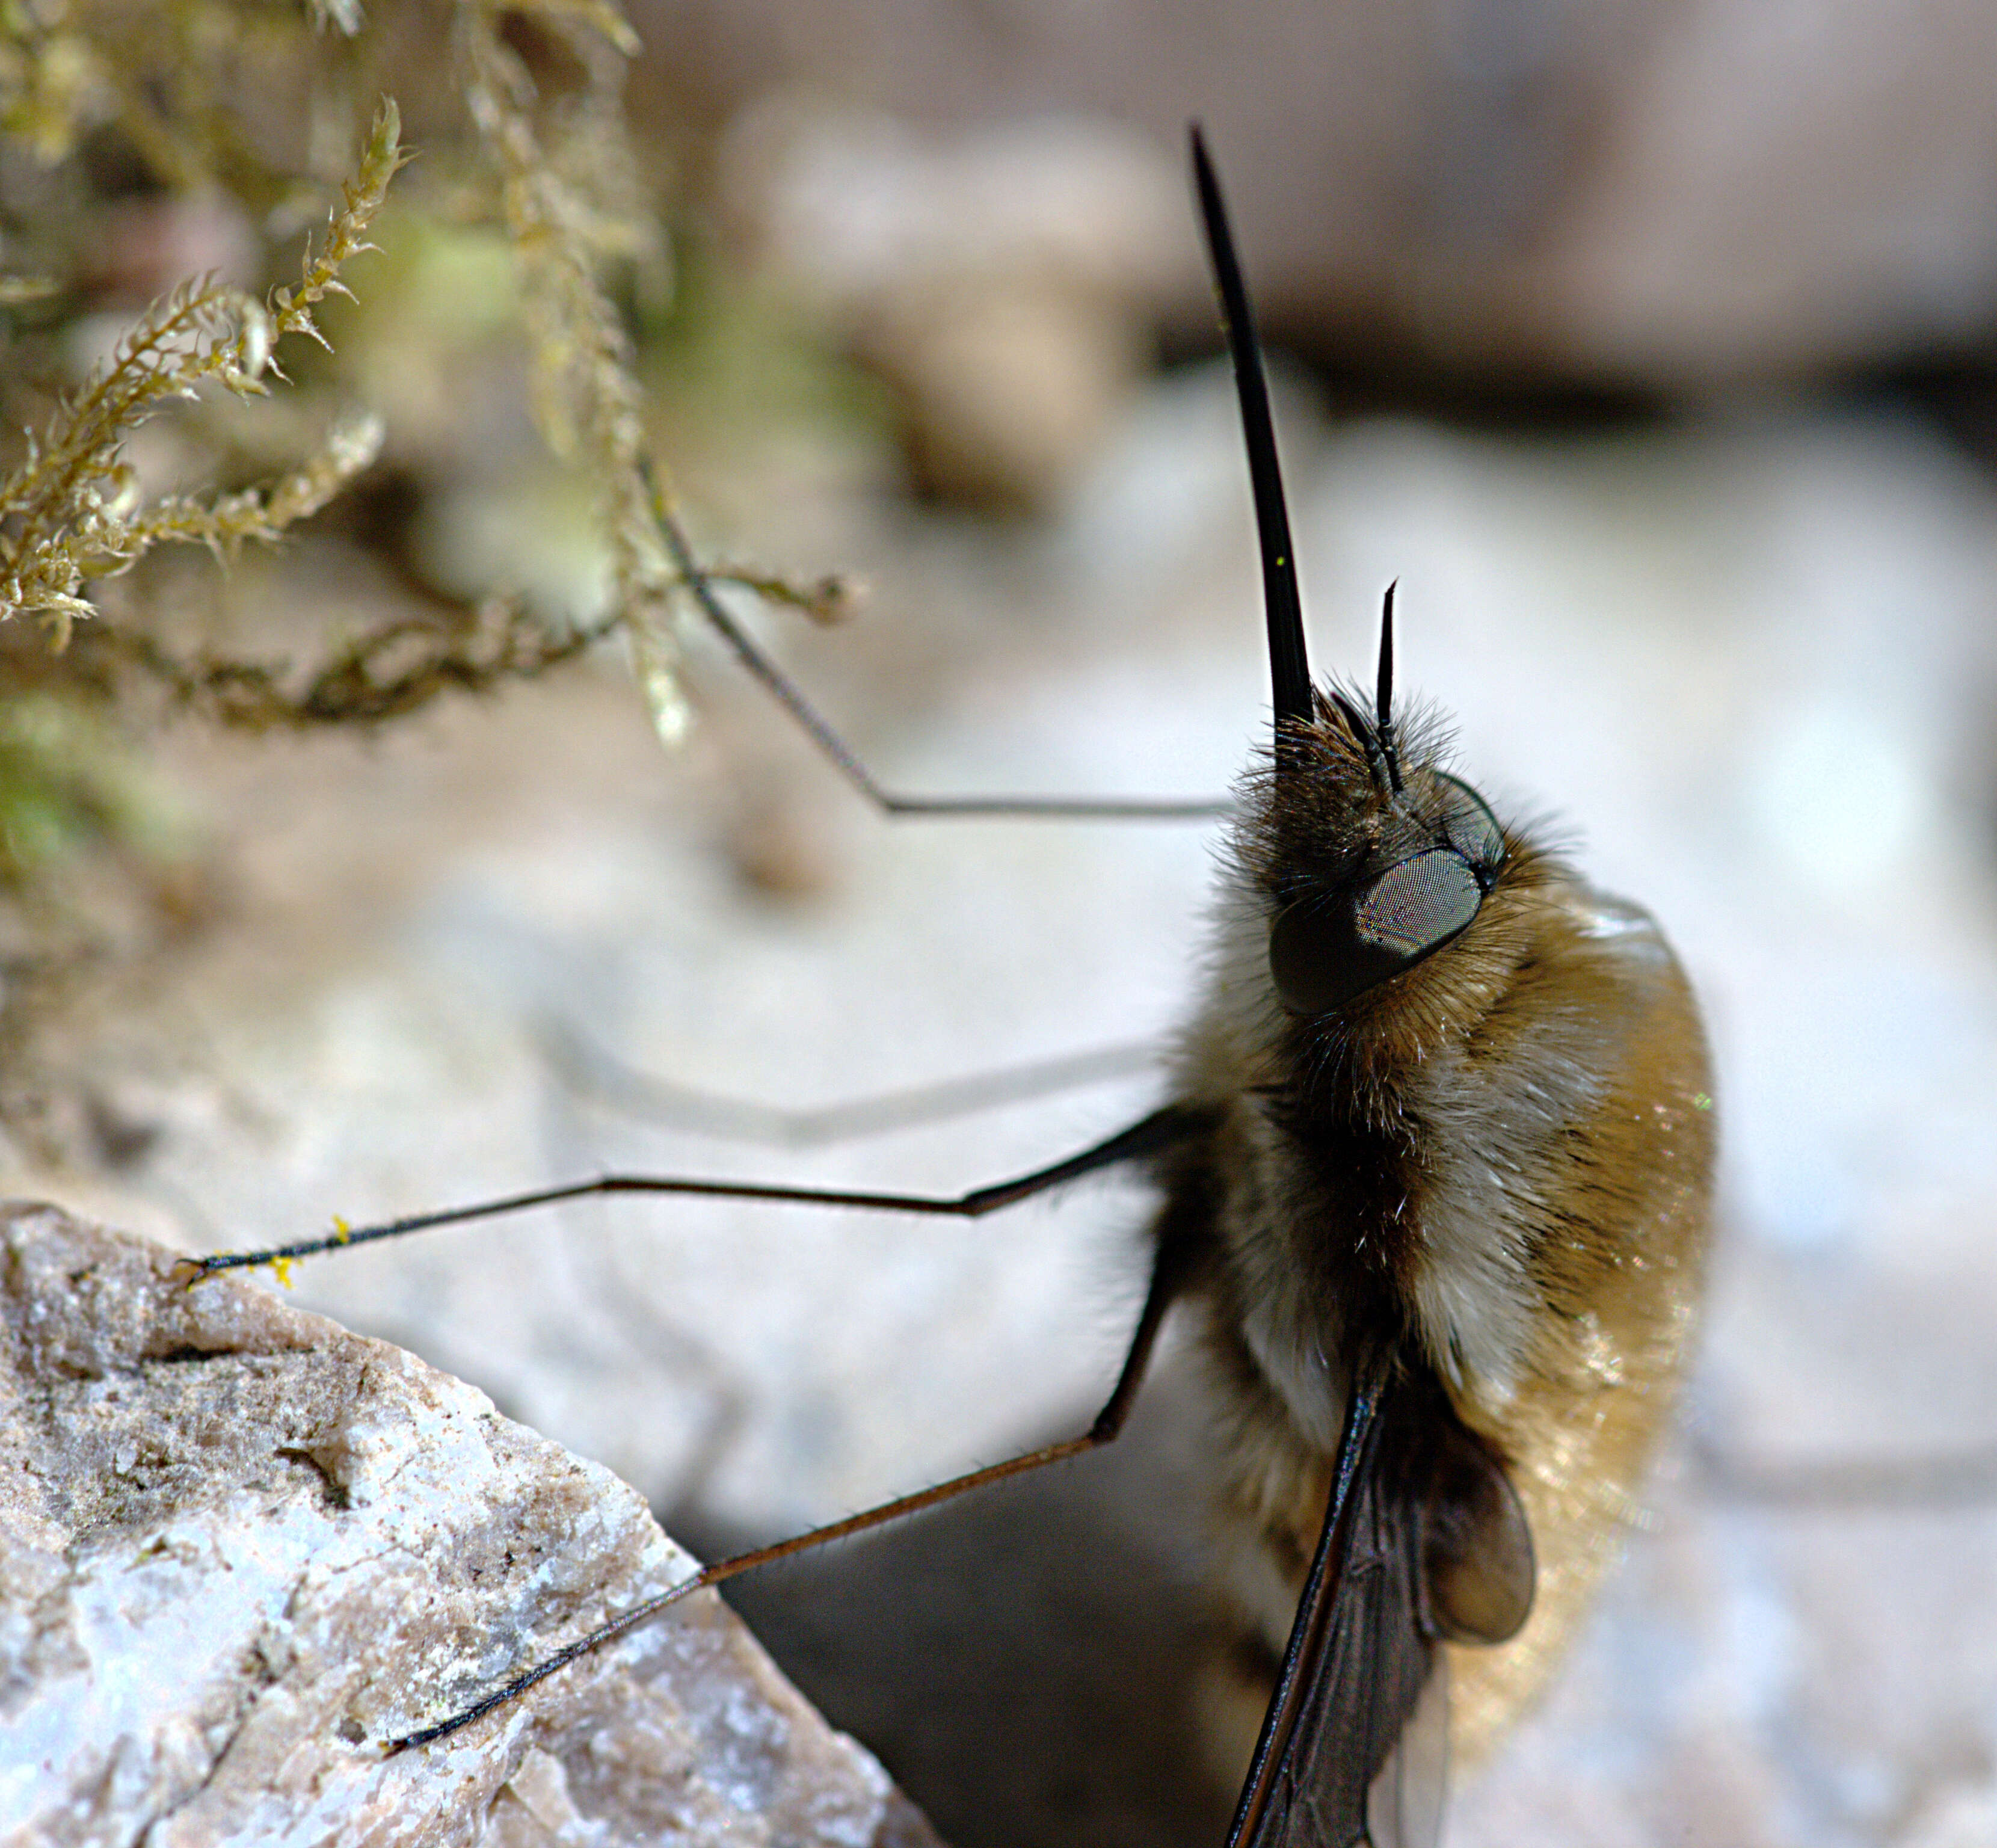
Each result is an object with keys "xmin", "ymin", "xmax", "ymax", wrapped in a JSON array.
[
  {"xmin": 0, "ymin": 99, "xmax": 406, "ymax": 648},
  {"xmin": 457, "ymin": 0, "xmax": 679, "ymax": 726}
]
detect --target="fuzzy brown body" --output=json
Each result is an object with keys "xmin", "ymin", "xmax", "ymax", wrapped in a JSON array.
[{"xmin": 1155, "ymin": 701, "xmax": 1717, "ymax": 1780}]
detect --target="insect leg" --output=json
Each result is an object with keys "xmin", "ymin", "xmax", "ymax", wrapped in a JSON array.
[
  {"xmin": 642, "ymin": 462, "xmax": 1231, "ymax": 823},
  {"xmin": 541, "ymin": 1013, "xmax": 1161, "ymax": 1147},
  {"xmin": 185, "ymin": 1098, "xmax": 1213, "ymax": 1280},
  {"xmin": 387, "ymin": 1212, "xmax": 1196, "ymax": 1752}
]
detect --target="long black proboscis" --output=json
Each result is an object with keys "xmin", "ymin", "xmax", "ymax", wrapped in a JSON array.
[
  {"xmin": 1190, "ymin": 128, "xmax": 1312, "ymax": 747},
  {"xmin": 1376, "ymin": 580, "xmax": 1404, "ymax": 793}
]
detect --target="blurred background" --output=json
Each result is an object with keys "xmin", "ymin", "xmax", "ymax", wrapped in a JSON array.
[{"xmin": 7, "ymin": 1, "xmax": 1997, "ymax": 1843}]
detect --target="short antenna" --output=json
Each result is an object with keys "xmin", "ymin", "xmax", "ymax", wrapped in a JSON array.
[
  {"xmin": 1376, "ymin": 581, "xmax": 1403, "ymax": 793},
  {"xmin": 1190, "ymin": 128, "xmax": 1313, "ymax": 753}
]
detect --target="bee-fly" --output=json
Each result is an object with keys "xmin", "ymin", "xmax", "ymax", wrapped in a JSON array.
[
  {"xmin": 1120, "ymin": 134, "xmax": 1718, "ymax": 1843},
  {"xmin": 190, "ymin": 131, "xmax": 1719, "ymax": 1845}
]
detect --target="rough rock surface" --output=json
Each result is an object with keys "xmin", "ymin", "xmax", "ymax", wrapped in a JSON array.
[{"xmin": 0, "ymin": 1203, "xmax": 940, "ymax": 1848}]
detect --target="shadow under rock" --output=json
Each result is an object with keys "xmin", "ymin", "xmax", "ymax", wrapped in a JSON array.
[{"xmin": 672, "ymin": 1361, "xmax": 1242, "ymax": 1848}]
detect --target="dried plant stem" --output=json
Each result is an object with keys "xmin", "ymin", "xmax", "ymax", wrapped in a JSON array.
[
  {"xmin": 456, "ymin": 0, "xmax": 680, "ymax": 719},
  {"xmin": 69, "ymin": 597, "xmax": 619, "ymax": 732}
]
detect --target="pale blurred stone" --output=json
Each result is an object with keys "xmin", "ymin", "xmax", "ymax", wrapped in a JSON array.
[
  {"xmin": 647, "ymin": 0, "xmax": 1997, "ymax": 391},
  {"xmin": 863, "ymin": 276, "xmax": 1151, "ymax": 510},
  {"xmin": 0, "ymin": 1202, "xmax": 940, "ymax": 1848},
  {"xmin": 1898, "ymin": 1784, "xmax": 1997, "ymax": 1848},
  {"xmin": 719, "ymin": 109, "xmax": 1187, "ymax": 508}
]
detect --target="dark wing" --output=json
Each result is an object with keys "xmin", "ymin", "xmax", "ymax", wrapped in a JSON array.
[
  {"xmin": 1361, "ymin": 1648, "xmax": 1448, "ymax": 1848},
  {"xmin": 1224, "ymin": 1365, "xmax": 1441, "ymax": 1848},
  {"xmin": 1223, "ymin": 1364, "xmax": 1534, "ymax": 1848}
]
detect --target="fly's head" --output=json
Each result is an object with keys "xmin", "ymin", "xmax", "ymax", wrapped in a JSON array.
[{"xmin": 1233, "ymin": 617, "xmax": 1559, "ymax": 1106}]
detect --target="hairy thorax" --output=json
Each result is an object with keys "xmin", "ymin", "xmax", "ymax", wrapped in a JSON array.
[{"xmin": 1165, "ymin": 840, "xmax": 1717, "ymax": 1763}]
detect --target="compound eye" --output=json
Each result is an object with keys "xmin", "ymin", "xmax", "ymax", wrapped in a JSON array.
[
  {"xmin": 1356, "ymin": 849, "xmax": 1483, "ymax": 956},
  {"xmin": 1435, "ymin": 774, "xmax": 1504, "ymax": 873},
  {"xmin": 1269, "ymin": 848, "xmax": 1485, "ymax": 1016}
]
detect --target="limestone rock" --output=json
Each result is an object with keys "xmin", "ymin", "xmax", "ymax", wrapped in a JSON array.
[{"xmin": 0, "ymin": 1202, "xmax": 941, "ymax": 1848}]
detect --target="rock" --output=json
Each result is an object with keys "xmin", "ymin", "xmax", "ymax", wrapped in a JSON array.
[
  {"xmin": 644, "ymin": 0, "xmax": 1997, "ymax": 393},
  {"xmin": 0, "ymin": 1201, "xmax": 941, "ymax": 1847},
  {"xmin": 717, "ymin": 109, "xmax": 1190, "ymax": 510}
]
